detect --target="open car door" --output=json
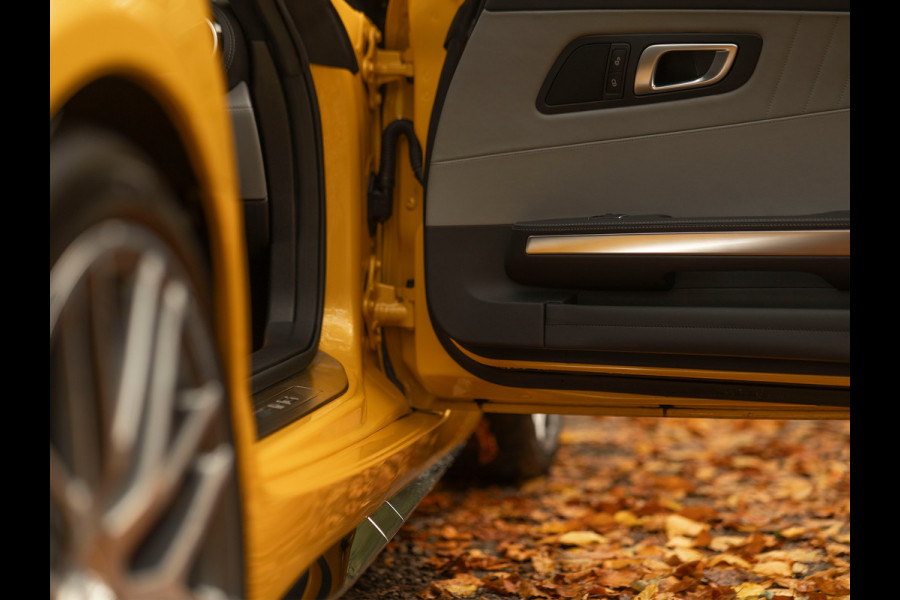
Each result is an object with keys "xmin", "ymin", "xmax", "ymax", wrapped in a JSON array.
[{"xmin": 416, "ymin": 0, "xmax": 850, "ymax": 414}]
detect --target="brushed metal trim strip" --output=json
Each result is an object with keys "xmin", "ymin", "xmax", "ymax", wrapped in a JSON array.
[{"xmin": 525, "ymin": 229, "xmax": 849, "ymax": 256}]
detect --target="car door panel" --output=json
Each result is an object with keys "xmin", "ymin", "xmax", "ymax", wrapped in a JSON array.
[{"xmin": 422, "ymin": 3, "xmax": 850, "ymax": 402}]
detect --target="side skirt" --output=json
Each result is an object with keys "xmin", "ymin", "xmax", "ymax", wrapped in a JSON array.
[{"xmin": 284, "ymin": 445, "xmax": 464, "ymax": 600}]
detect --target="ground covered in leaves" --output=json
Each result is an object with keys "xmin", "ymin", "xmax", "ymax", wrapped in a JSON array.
[{"xmin": 344, "ymin": 416, "xmax": 850, "ymax": 600}]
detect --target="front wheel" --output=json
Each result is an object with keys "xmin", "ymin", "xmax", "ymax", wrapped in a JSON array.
[{"xmin": 49, "ymin": 127, "xmax": 243, "ymax": 599}]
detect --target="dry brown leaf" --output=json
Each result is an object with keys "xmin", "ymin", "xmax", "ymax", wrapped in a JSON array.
[
  {"xmin": 792, "ymin": 561, "xmax": 810, "ymax": 575},
  {"xmin": 550, "ymin": 583, "xmax": 588, "ymax": 598},
  {"xmin": 830, "ymin": 530, "xmax": 850, "ymax": 543},
  {"xmin": 679, "ymin": 505, "xmax": 720, "ymax": 523},
  {"xmin": 826, "ymin": 542, "xmax": 850, "ymax": 556},
  {"xmin": 499, "ymin": 542, "xmax": 534, "ymax": 562},
  {"xmin": 738, "ymin": 532, "xmax": 768, "ymax": 558},
  {"xmin": 778, "ymin": 525, "xmax": 806, "ymax": 539},
  {"xmin": 431, "ymin": 573, "xmax": 482, "ymax": 598},
  {"xmin": 694, "ymin": 528, "xmax": 713, "ymax": 548},
  {"xmin": 732, "ymin": 456, "xmax": 765, "ymax": 470},
  {"xmin": 666, "ymin": 535, "xmax": 695, "ymax": 549},
  {"xmin": 556, "ymin": 530, "xmax": 607, "ymax": 547},
  {"xmin": 614, "ymin": 510, "xmax": 642, "ymax": 527},
  {"xmin": 668, "ymin": 547, "xmax": 705, "ymax": 564},
  {"xmin": 637, "ymin": 513, "xmax": 669, "ymax": 533},
  {"xmin": 671, "ymin": 560, "xmax": 701, "ymax": 578},
  {"xmin": 653, "ymin": 475, "xmax": 695, "ymax": 493},
  {"xmin": 752, "ymin": 560, "xmax": 793, "ymax": 578},
  {"xmin": 517, "ymin": 579, "xmax": 545, "ymax": 599},
  {"xmin": 666, "ymin": 514, "xmax": 707, "ymax": 538},
  {"xmin": 782, "ymin": 479, "xmax": 814, "ymax": 501},
  {"xmin": 439, "ymin": 524, "xmax": 472, "ymax": 541},
  {"xmin": 581, "ymin": 511, "xmax": 616, "ymax": 532},
  {"xmin": 531, "ymin": 552, "xmax": 555, "ymax": 575},
  {"xmin": 635, "ymin": 582, "xmax": 659, "ymax": 599},
  {"xmin": 661, "ymin": 574, "xmax": 697, "ymax": 594},
  {"xmin": 709, "ymin": 553, "xmax": 752, "ymax": 569},
  {"xmin": 635, "ymin": 543, "xmax": 669, "ymax": 557},
  {"xmin": 593, "ymin": 568, "xmax": 640, "ymax": 588},
  {"xmin": 734, "ymin": 582, "xmax": 771, "ymax": 599},
  {"xmin": 709, "ymin": 536, "xmax": 748, "ymax": 552},
  {"xmin": 536, "ymin": 521, "xmax": 570, "ymax": 534},
  {"xmin": 555, "ymin": 550, "xmax": 607, "ymax": 572},
  {"xmin": 480, "ymin": 573, "xmax": 519, "ymax": 596},
  {"xmin": 807, "ymin": 570, "xmax": 850, "ymax": 595},
  {"xmin": 603, "ymin": 557, "xmax": 646, "ymax": 569},
  {"xmin": 643, "ymin": 558, "xmax": 675, "ymax": 573}
]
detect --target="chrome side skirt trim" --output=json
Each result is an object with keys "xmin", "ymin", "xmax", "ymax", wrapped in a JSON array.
[
  {"xmin": 525, "ymin": 230, "xmax": 850, "ymax": 256},
  {"xmin": 335, "ymin": 446, "xmax": 463, "ymax": 598}
]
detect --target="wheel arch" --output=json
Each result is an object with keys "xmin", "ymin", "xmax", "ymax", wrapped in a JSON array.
[
  {"xmin": 48, "ymin": 74, "xmax": 255, "ymax": 409},
  {"xmin": 50, "ymin": 0, "xmax": 252, "ymax": 386},
  {"xmin": 52, "ymin": 77, "xmax": 213, "ymax": 274}
]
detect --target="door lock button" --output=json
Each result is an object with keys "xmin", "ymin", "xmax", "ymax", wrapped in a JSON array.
[
  {"xmin": 604, "ymin": 73, "xmax": 623, "ymax": 96},
  {"xmin": 610, "ymin": 47, "xmax": 628, "ymax": 71},
  {"xmin": 604, "ymin": 44, "xmax": 629, "ymax": 98}
]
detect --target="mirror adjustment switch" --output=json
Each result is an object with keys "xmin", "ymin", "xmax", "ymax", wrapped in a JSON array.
[{"xmin": 603, "ymin": 44, "xmax": 629, "ymax": 98}]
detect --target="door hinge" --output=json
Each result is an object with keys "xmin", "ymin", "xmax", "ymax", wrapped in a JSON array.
[
  {"xmin": 363, "ymin": 256, "xmax": 414, "ymax": 350},
  {"xmin": 361, "ymin": 26, "xmax": 414, "ymax": 109}
]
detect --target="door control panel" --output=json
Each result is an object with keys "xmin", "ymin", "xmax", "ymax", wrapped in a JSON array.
[{"xmin": 537, "ymin": 33, "xmax": 760, "ymax": 114}]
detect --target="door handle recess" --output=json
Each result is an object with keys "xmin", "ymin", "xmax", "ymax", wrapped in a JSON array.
[{"xmin": 635, "ymin": 43, "xmax": 737, "ymax": 95}]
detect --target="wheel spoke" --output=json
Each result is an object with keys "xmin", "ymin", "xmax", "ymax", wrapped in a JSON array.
[
  {"xmin": 57, "ymin": 291, "xmax": 105, "ymax": 489},
  {"xmin": 148, "ymin": 282, "xmax": 192, "ymax": 493},
  {"xmin": 166, "ymin": 445, "xmax": 234, "ymax": 579},
  {"xmin": 50, "ymin": 442, "xmax": 95, "ymax": 583},
  {"xmin": 49, "ymin": 444, "xmax": 88, "ymax": 532},
  {"xmin": 87, "ymin": 247, "xmax": 124, "ymax": 449},
  {"xmin": 130, "ymin": 445, "xmax": 234, "ymax": 599},
  {"xmin": 106, "ymin": 278, "xmax": 221, "ymax": 552},
  {"xmin": 108, "ymin": 251, "xmax": 166, "ymax": 478},
  {"xmin": 165, "ymin": 383, "xmax": 224, "ymax": 503}
]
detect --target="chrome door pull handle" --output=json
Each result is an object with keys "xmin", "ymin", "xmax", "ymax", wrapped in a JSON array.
[{"xmin": 634, "ymin": 43, "xmax": 738, "ymax": 95}]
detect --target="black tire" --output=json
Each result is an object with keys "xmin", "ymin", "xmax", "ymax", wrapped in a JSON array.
[
  {"xmin": 49, "ymin": 127, "xmax": 244, "ymax": 599},
  {"xmin": 449, "ymin": 413, "xmax": 563, "ymax": 484}
]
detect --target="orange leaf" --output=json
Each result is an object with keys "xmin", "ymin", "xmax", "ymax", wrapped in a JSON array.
[
  {"xmin": 557, "ymin": 530, "xmax": 608, "ymax": 547},
  {"xmin": 531, "ymin": 553, "xmax": 555, "ymax": 575},
  {"xmin": 430, "ymin": 573, "xmax": 482, "ymax": 598}
]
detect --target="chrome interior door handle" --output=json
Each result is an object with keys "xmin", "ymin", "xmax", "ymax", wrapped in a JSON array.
[{"xmin": 634, "ymin": 43, "xmax": 738, "ymax": 95}]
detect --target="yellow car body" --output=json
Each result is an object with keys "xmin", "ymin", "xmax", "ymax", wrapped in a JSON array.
[{"xmin": 50, "ymin": 0, "xmax": 849, "ymax": 597}]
